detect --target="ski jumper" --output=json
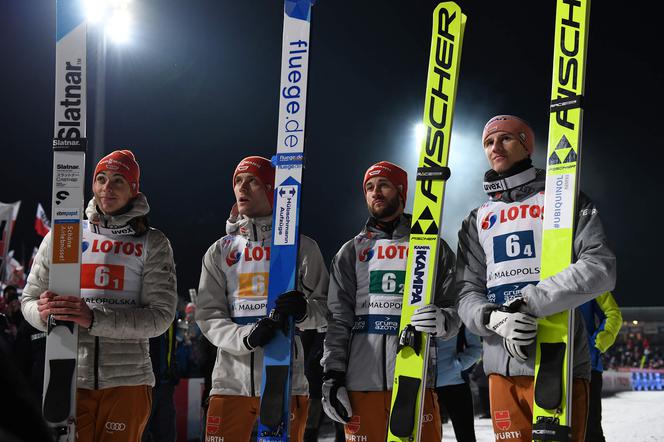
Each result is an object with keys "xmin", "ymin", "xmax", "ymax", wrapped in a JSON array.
[
  {"xmin": 456, "ymin": 166, "xmax": 616, "ymax": 442},
  {"xmin": 322, "ymin": 214, "xmax": 460, "ymax": 442},
  {"xmin": 196, "ymin": 214, "xmax": 328, "ymax": 442},
  {"xmin": 22, "ymin": 195, "xmax": 178, "ymax": 441}
]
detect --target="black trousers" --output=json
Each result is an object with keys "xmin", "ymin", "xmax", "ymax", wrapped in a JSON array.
[
  {"xmin": 585, "ymin": 370, "xmax": 605, "ymax": 442},
  {"xmin": 436, "ymin": 383, "xmax": 477, "ymax": 442},
  {"xmin": 142, "ymin": 383, "xmax": 176, "ymax": 442}
]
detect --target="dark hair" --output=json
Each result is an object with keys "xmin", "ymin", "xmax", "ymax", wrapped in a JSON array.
[
  {"xmin": 5, "ymin": 291, "xmax": 19, "ymax": 304},
  {"xmin": 2, "ymin": 285, "xmax": 17, "ymax": 295}
]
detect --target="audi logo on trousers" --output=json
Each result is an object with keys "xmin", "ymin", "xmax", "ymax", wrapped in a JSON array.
[
  {"xmin": 421, "ymin": 413, "xmax": 434, "ymax": 423},
  {"xmin": 105, "ymin": 422, "xmax": 127, "ymax": 431}
]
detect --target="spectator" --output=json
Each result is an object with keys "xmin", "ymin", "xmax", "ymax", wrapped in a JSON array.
[
  {"xmin": 143, "ymin": 320, "xmax": 179, "ymax": 442},
  {"xmin": 301, "ymin": 327, "xmax": 326, "ymax": 442},
  {"xmin": 470, "ymin": 362, "xmax": 490, "ymax": 419},
  {"xmin": 4, "ymin": 288, "xmax": 24, "ymax": 339},
  {"xmin": 579, "ymin": 292, "xmax": 622, "ymax": 442},
  {"xmin": 13, "ymin": 311, "xmax": 47, "ymax": 404},
  {"xmin": 435, "ymin": 325, "xmax": 482, "ymax": 442}
]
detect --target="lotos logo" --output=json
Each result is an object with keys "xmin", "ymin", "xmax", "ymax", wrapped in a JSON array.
[
  {"xmin": 206, "ymin": 415, "xmax": 221, "ymax": 434},
  {"xmin": 90, "ymin": 239, "xmax": 143, "ymax": 257},
  {"xmin": 104, "ymin": 421, "xmax": 126, "ymax": 432},
  {"xmin": 244, "ymin": 246, "xmax": 270, "ymax": 262},
  {"xmin": 499, "ymin": 204, "xmax": 543, "ymax": 223},
  {"xmin": 481, "ymin": 212, "xmax": 497, "ymax": 230},
  {"xmin": 346, "ymin": 415, "xmax": 361, "ymax": 434},
  {"xmin": 226, "ymin": 248, "xmax": 241, "ymax": 267},
  {"xmin": 494, "ymin": 410, "xmax": 511, "ymax": 431},
  {"xmin": 82, "ymin": 240, "xmax": 89, "ymax": 253},
  {"xmin": 358, "ymin": 246, "xmax": 374, "ymax": 262}
]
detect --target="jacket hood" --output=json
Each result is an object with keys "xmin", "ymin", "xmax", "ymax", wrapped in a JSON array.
[{"xmin": 86, "ymin": 193, "xmax": 150, "ymax": 227}]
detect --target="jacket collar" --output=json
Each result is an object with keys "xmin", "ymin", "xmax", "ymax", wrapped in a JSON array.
[
  {"xmin": 491, "ymin": 169, "xmax": 546, "ymax": 203},
  {"xmin": 361, "ymin": 213, "xmax": 411, "ymax": 240},
  {"xmin": 226, "ymin": 213, "xmax": 272, "ymax": 242},
  {"xmin": 85, "ymin": 193, "xmax": 150, "ymax": 228}
]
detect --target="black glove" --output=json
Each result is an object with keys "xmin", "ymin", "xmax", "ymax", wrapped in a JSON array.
[
  {"xmin": 244, "ymin": 317, "xmax": 279, "ymax": 350},
  {"xmin": 275, "ymin": 290, "xmax": 307, "ymax": 322},
  {"xmin": 321, "ymin": 370, "xmax": 352, "ymax": 423}
]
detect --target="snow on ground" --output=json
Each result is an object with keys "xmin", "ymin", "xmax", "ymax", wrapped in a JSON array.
[{"xmin": 319, "ymin": 390, "xmax": 664, "ymax": 441}]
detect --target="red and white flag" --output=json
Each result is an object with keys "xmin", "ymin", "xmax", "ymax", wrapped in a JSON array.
[
  {"xmin": 0, "ymin": 200, "xmax": 21, "ymax": 283},
  {"xmin": 35, "ymin": 203, "xmax": 51, "ymax": 237},
  {"xmin": 4, "ymin": 250, "xmax": 26, "ymax": 289}
]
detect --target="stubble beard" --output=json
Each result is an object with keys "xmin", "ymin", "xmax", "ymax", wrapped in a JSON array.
[{"xmin": 368, "ymin": 194, "xmax": 401, "ymax": 221}]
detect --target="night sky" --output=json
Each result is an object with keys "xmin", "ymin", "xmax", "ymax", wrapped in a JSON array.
[{"xmin": 1, "ymin": 1, "xmax": 660, "ymax": 307}]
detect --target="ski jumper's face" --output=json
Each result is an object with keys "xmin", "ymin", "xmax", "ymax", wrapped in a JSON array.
[
  {"xmin": 234, "ymin": 172, "xmax": 272, "ymax": 218},
  {"xmin": 483, "ymin": 131, "xmax": 530, "ymax": 173},
  {"xmin": 93, "ymin": 171, "xmax": 134, "ymax": 215},
  {"xmin": 365, "ymin": 176, "xmax": 403, "ymax": 222}
]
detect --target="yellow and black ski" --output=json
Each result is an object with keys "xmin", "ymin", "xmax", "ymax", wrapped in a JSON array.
[
  {"xmin": 387, "ymin": 3, "xmax": 465, "ymax": 441},
  {"xmin": 532, "ymin": 0, "xmax": 591, "ymax": 441}
]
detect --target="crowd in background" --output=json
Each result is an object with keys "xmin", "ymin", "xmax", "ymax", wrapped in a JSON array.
[
  {"xmin": 603, "ymin": 332, "xmax": 664, "ymax": 370},
  {"xmin": 2, "ymin": 283, "xmax": 663, "ymax": 442}
]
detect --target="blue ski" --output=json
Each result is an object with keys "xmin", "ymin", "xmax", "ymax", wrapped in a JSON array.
[{"xmin": 257, "ymin": 1, "xmax": 314, "ymax": 441}]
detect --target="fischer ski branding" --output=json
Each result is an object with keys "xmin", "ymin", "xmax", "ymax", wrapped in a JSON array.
[
  {"xmin": 387, "ymin": 3, "xmax": 465, "ymax": 441},
  {"xmin": 532, "ymin": 0, "xmax": 590, "ymax": 441},
  {"xmin": 42, "ymin": 1, "xmax": 87, "ymax": 441},
  {"xmin": 257, "ymin": 1, "xmax": 314, "ymax": 441}
]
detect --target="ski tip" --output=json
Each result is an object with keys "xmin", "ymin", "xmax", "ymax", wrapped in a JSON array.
[{"xmin": 285, "ymin": 0, "xmax": 314, "ymax": 21}]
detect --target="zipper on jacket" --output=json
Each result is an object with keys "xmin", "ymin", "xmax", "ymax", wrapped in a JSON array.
[
  {"xmin": 382, "ymin": 335, "xmax": 387, "ymax": 390},
  {"xmin": 252, "ymin": 223, "xmax": 258, "ymax": 241},
  {"xmin": 250, "ymin": 352, "xmax": 255, "ymax": 396},
  {"xmin": 94, "ymin": 336, "xmax": 100, "ymax": 390}
]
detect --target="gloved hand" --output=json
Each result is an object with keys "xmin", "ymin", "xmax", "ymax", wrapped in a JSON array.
[
  {"xmin": 243, "ymin": 317, "xmax": 279, "ymax": 350},
  {"xmin": 486, "ymin": 303, "xmax": 537, "ymax": 345},
  {"xmin": 594, "ymin": 330, "xmax": 613, "ymax": 353},
  {"xmin": 275, "ymin": 290, "xmax": 308, "ymax": 322},
  {"xmin": 411, "ymin": 304, "xmax": 447, "ymax": 336},
  {"xmin": 503, "ymin": 338, "xmax": 529, "ymax": 362},
  {"xmin": 321, "ymin": 370, "xmax": 352, "ymax": 423}
]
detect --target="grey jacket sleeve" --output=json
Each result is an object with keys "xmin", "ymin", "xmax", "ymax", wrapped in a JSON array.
[
  {"xmin": 433, "ymin": 239, "xmax": 461, "ymax": 339},
  {"xmin": 522, "ymin": 194, "xmax": 617, "ymax": 317},
  {"xmin": 321, "ymin": 240, "xmax": 356, "ymax": 373},
  {"xmin": 294, "ymin": 235, "xmax": 329, "ymax": 330},
  {"xmin": 90, "ymin": 229, "xmax": 178, "ymax": 339},
  {"xmin": 195, "ymin": 241, "xmax": 254, "ymax": 356},
  {"xmin": 455, "ymin": 209, "xmax": 497, "ymax": 337},
  {"xmin": 21, "ymin": 232, "xmax": 52, "ymax": 332}
]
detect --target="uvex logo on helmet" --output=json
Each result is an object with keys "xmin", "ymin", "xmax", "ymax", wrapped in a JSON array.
[
  {"xmin": 481, "ymin": 212, "xmax": 497, "ymax": 230},
  {"xmin": 358, "ymin": 247, "xmax": 374, "ymax": 262},
  {"xmin": 226, "ymin": 248, "xmax": 241, "ymax": 267}
]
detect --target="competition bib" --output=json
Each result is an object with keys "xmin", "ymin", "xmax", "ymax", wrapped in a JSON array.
[
  {"xmin": 477, "ymin": 193, "xmax": 544, "ymax": 304},
  {"xmin": 80, "ymin": 221, "xmax": 146, "ymax": 309},
  {"xmin": 354, "ymin": 238, "xmax": 408, "ymax": 335},
  {"xmin": 221, "ymin": 236, "xmax": 271, "ymax": 325}
]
